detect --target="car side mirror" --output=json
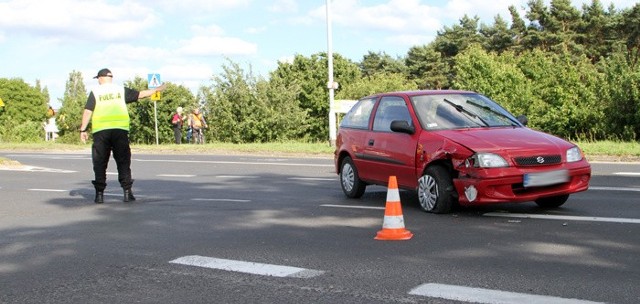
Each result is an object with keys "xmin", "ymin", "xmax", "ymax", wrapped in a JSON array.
[
  {"xmin": 516, "ymin": 115, "xmax": 528, "ymax": 126},
  {"xmin": 390, "ymin": 120, "xmax": 415, "ymax": 134}
]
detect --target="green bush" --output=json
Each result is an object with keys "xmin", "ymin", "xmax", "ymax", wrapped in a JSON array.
[{"xmin": 0, "ymin": 120, "xmax": 45, "ymax": 142}]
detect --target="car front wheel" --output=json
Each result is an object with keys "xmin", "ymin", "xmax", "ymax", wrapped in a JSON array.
[
  {"xmin": 535, "ymin": 194, "xmax": 569, "ymax": 208},
  {"xmin": 340, "ymin": 156, "xmax": 366, "ymax": 198},
  {"xmin": 417, "ymin": 165, "xmax": 454, "ymax": 214}
]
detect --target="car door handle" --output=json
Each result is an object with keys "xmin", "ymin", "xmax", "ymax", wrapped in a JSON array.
[{"xmin": 368, "ymin": 139, "xmax": 375, "ymax": 146}]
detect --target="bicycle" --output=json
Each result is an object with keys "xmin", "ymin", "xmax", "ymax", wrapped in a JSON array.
[{"xmin": 193, "ymin": 127, "xmax": 205, "ymax": 144}]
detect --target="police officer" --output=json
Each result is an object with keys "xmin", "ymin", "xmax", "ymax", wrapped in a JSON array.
[{"xmin": 79, "ymin": 68, "xmax": 166, "ymax": 204}]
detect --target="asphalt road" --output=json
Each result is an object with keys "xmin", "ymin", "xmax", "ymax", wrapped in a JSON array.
[{"xmin": 0, "ymin": 151, "xmax": 638, "ymax": 304}]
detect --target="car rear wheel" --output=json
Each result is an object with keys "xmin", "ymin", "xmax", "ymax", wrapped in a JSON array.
[
  {"xmin": 340, "ymin": 156, "xmax": 366, "ymax": 198},
  {"xmin": 535, "ymin": 194, "xmax": 569, "ymax": 208},
  {"xmin": 417, "ymin": 165, "xmax": 454, "ymax": 214}
]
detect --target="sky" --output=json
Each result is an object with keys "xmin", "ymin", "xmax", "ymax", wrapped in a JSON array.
[{"xmin": 0, "ymin": 0, "xmax": 636, "ymax": 107}]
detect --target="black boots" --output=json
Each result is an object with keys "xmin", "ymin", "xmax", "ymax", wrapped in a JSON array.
[
  {"xmin": 94, "ymin": 191, "xmax": 104, "ymax": 204},
  {"xmin": 93, "ymin": 190, "xmax": 135, "ymax": 203},
  {"xmin": 124, "ymin": 189, "xmax": 136, "ymax": 202},
  {"xmin": 92, "ymin": 180, "xmax": 105, "ymax": 204}
]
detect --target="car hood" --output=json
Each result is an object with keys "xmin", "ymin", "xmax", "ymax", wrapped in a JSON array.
[{"xmin": 434, "ymin": 127, "xmax": 574, "ymax": 155}]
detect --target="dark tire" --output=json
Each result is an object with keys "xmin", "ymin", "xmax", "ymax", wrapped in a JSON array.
[
  {"xmin": 417, "ymin": 165, "xmax": 455, "ymax": 214},
  {"xmin": 535, "ymin": 194, "xmax": 569, "ymax": 208},
  {"xmin": 340, "ymin": 156, "xmax": 366, "ymax": 198}
]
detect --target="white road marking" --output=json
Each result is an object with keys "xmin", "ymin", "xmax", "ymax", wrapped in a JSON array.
[
  {"xmin": 158, "ymin": 174, "xmax": 196, "ymax": 177},
  {"xmin": 289, "ymin": 177, "xmax": 335, "ymax": 181},
  {"xmin": 137, "ymin": 159, "xmax": 333, "ymax": 167},
  {"xmin": 191, "ymin": 198, "xmax": 251, "ymax": 202},
  {"xmin": 35, "ymin": 167, "xmax": 76, "ymax": 173},
  {"xmin": 409, "ymin": 283, "xmax": 605, "ymax": 304},
  {"xmin": 589, "ymin": 186, "xmax": 640, "ymax": 192},
  {"xmin": 28, "ymin": 188, "xmax": 66, "ymax": 192},
  {"xmin": 5, "ymin": 154, "xmax": 89, "ymax": 160},
  {"xmin": 327, "ymin": 205, "xmax": 640, "ymax": 224},
  {"xmin": 169, "ymin": 255, "xmax": 324, "ymax": 278},
  {"xmin": 0, "ymin": 166, "xmax": 76, "ymax": 173},
  {"xmin": 613, "ymin": 172, "xmax": 640, "ymax": 176},
  {"xmin": 321, "ymin": 204, "xmax": 385, "ymax": 210},
  {"xmin": 216, "ymin": 175, "xmax": 259, "ymax": 178},
  {"xmin": 484, "ymin": 212, "xmax": 640, "ymax": 224}
]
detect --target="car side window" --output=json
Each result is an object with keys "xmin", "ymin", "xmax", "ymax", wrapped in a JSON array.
[
  {"xmin": 372, "ymin": 97, "xmax": 411, "ymax": 132},
  {"xmin": 339, "ymin": 98, "xmax": 376, "ymax": 129}
]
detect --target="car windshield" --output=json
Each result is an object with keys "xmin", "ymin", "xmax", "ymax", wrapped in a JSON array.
[{"xmin": 411, "ymin": 93, "xmax": 522, "ymax": 130}]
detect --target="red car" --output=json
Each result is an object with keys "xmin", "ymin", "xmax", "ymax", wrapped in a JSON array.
[{"xmin": 334, "ymin": 90, "xmax": 591, "ymax": 213}]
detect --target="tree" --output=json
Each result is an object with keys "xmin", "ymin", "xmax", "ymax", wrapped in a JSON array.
[
  {"xmin": 433, "ymin": 15, "xmax": 485, "ymax": 58},
  {"xmin": 523, "ymin": 0, "xmax": 551, "ymax": 50},
  {"xmin": 516, "ymin": 50, "xmax": 605, "ymax": 139},
  {"xmin": 56, "ymin": 71, "xmax": 87, "ymax": 143},
  {"xmin": 359, "ymin": 51, "xmax": 407, "ymax": 77},
  {"xmin": 256, "ymin": 72, "xmax": 309, "ymax": 141},
  {"xmin": 580, "ymin": 0, "xmax": 615, "ymax": 61},
  {"xmin": 270, "ymin": 53, "xmax": 360, "ymax": 141},
  {"xmin": 200, "ymin": 59, "xmax": 309, "ymax": 143},
  {"xmin": 546, "ymin": 0, "xmax": 583, "ymax": 54},
  {"xmin": 405, "ymin": 44, "xmax": 450, "ymax": 89},
  {"xmin": 201, "ymin": 60, "xmax": 259, "ymax": 143},
  {"xmin": 35, "ymin": 79, "xmax": 50, "ymax": 105},
  {"xmin": 508, "ymin": 5, "xmax": 527, "ymax": 48},
  {"xmin": 598, "ymin": 47, "xmax": 640, "ymax": 140},
  {"xmin": 336, "ymin": 72, "xmax": 417, "ymax": 100},
  {"xmin": 452, "ymin": 45, "xmax": 533, "ymax": 116},
  {"xmin": 0, "ymin": 78, "xmax": 48, "ymax": 142},
  {"xmin": 429, "ymin": 15, "xmax": 485, "ymax": 88},
  {"xmin": 619, "ymin": 3, "xmax": 640, "ymax": 66},
  {"xmin": 480, "ymin": 15, "xmax": 515, "ymax": 53}
]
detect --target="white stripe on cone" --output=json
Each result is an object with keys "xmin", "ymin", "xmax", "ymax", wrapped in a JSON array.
[
  {"xmin": 382, "ymin": 216, "xmax": 405, "ymax": 229},
  {"xmin": 386, "ymin": 189, "xmax": 400, "ymax": 202}
]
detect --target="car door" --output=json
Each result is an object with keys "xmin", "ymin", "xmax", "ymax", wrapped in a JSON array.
[
  {"xmin": 337, "ymin": 97, "xmax": 378, "ymax": 180},
  {"xmin": 363, "ymin": 96, "xmax": 419, "ymax": 187}
]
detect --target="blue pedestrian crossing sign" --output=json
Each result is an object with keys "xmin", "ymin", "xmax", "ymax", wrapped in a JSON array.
[{"xmin": 148, "ymin": 73, "xmax": 161, "ymax": 89}]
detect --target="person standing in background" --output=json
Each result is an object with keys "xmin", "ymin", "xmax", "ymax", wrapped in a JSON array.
[
  {"xmin": 190, "ymin": 108, "xmax": 207, "ymax": 144},
  {"xmin": 172, "ymin": 106, "xmax": 185, "ymax": 144},
  {"xmin": 79, "ymin": 68, "xmax": 166, "ymax": 204}
]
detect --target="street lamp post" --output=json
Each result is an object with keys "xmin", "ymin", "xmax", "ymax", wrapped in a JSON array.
[{"xmin": 326, "ymin": 0, "xmax": 337, "ymax": 147}]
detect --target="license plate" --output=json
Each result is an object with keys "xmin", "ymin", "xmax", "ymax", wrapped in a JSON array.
[{"xmin": 523, "ymin": 170, "xmax": 569, "ymax": 187}]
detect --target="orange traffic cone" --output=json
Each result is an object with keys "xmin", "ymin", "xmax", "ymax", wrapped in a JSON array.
[{"xmin": 375, "ymin": 176, "xmax": 413, "ymax": 241}]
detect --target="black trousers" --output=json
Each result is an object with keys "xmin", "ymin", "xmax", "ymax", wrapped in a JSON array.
[
  {"xmin": 173, "ymin": 126, "xmax": 182, "ymax": 144},
  {"xmin": 91, "ymin": 129, "xmax": 133, "ymax": 191}
]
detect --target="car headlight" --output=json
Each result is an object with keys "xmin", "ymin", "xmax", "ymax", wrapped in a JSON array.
[
  {"xmin": 566, "ymin": 146, "xmax": 583, "ymax": 162},
  {"xmin": 472, "ymin": 153, "xmax": 509, "ymax": 168}
]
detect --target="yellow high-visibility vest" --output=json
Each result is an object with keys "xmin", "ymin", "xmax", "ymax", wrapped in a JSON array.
[{"xmin": 91, "ymin": 84, "xmax": 129, "ymax": 133}]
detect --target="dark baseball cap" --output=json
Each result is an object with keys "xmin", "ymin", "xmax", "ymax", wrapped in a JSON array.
[{"xmin": 93, "ymin": 68, "xmax": 112, "ymax": 79}]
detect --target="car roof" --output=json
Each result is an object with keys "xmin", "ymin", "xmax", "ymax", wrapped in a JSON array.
[{"xmin": 362, "ymin": 90, "xmax": 476, "ymax": 99}]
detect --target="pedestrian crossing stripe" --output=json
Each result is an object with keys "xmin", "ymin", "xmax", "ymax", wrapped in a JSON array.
[{"xmin": 169, "ymin": 255, "xmax": 324, "ymax": 278}]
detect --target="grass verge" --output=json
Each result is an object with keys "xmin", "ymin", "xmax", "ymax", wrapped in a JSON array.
[
  {"xmin": 576, "ymin": 140, "xmax": 640, "ymax": 161},
  {"xmin": 1, "ymin": 140, "xmax": 639, "ymax": 161}
]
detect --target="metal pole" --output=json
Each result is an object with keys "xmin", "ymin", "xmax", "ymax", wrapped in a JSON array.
[
  {"xmin": 154, "ymin": 101, "xmax": 159, "ymax": 145},
  {"xmin": 326, "ymin": 0, "xmax": 337, "ymax": 147}
]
